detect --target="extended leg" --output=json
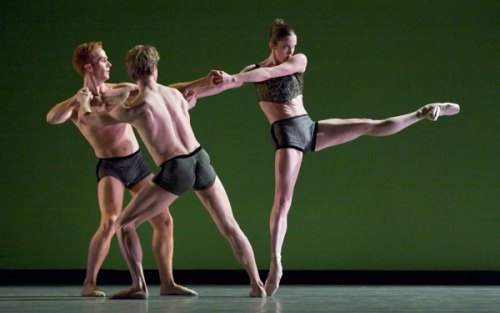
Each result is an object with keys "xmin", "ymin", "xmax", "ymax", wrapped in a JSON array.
[
  {"xmin": 196, "ymin": 178, "xmax": 266, "ymax": 297},
  {"xmin": 315, "ymin": 102, "xmax": 460, "ymax": 151}
]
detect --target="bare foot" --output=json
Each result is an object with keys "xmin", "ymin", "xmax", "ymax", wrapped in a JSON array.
[
  {"xmin": 81, "ymin": 283, "xmax": 106, "ymax": 297},
  {"xmin": 160, "ymin": 284, "xmax": 198, "ymax": 296},
  {"xmin": 109, "ymin": 287, "xmax": 148, "ymax": 300},
  {"xmin": 249, "ymin": 285, "xmax": 267, "ymax": 298}
]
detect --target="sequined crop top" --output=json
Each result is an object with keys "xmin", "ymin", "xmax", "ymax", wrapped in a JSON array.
[{"xmin": 253, "ymin": 64, "xmax": 304, "ymax": 103}]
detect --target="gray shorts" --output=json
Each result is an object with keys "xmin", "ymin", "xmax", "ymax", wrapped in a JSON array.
[
  {"xmin": 96, "ymin": 149, "xmax": 152, "ymax": 189},
  {"xmin": 153, "ymin": 147, "xmax": 217, "ymax": 195},
  {"xmin": 271, "ymin": 114, "xmax": 318, "ymax": 154}
]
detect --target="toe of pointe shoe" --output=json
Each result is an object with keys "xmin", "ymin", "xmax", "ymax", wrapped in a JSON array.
[
  {"xmin": 440, "ymin": 102, "xmax": 460, "ymax": 116},
  {"xmin": 264, "ymin": 281, "xmax": 279, "ymax": 296}
]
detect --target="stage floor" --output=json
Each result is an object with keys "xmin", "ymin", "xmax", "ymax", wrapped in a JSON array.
[{"xmin": 1, "ymin": 285, "xmax": 499, "ymax": 312}]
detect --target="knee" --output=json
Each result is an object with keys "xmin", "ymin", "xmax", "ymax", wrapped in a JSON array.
[
  {"xmin": 274, "ymin": 194, "xmax": 293, "ymax": 214},
  {"xmin": 113, "ymin": 219, "xmax": 135, "ymax": 237},
  {"xmin": 100, "ymin": 216, "xmax": 118, "ymax": 235},
  {"xmin": 151, "ymin": 212, "xmax": 173, "ymax": 233},
  {"xmin": 219, "ymin": 219, "xmax": 241, "ymax": 240}
]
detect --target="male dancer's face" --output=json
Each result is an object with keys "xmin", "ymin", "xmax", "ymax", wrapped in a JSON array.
[{"xmin": 88, "ymin": 48, "xmax": 112, "ymax": 81}]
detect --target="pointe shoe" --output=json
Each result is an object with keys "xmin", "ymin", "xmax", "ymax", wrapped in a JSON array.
[
  {"xmin": 264, "ymin": 279, "xmax": 280, "ymax": 296},
  {"xmin": 418, "ymin": 102, "xmax": 460, "ymax": 121},
  {"xmin": 264, "ymin": 268, "xmax": 282, "ymax": 296}
]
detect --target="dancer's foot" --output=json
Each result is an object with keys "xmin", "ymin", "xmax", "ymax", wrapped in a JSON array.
[
  {"xmin": 81, "ymin": 283, "xmax": 106, "ymax": 297},
  {"xmin": 264, "ymin": 256, "xmax": 283, "ymax": 296},
  {"xmin": 109, "ymin": 287, "xmax": 148, "ymax": 300},
  {"xmin": 160, "ymin": 284, "xmax": 198, "ymax": 296},
  {"xmin": 417, "ymin": 102, "xmax": 460, "ymax": 121},
  {"xmin": 250, "ymin": 285, "xmax": 267, "ymax": 298}
]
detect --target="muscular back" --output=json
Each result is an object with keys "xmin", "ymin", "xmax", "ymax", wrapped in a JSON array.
[{"xmin": 118, "ymin": 84, "xmax": 200, "ymax": 166}]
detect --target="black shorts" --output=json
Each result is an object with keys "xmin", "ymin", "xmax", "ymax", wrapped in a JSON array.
[
  {"xmin": 153, "ymin": 147, "xmax": 217, "ymax": 196},
  {"xmin": 96, "ymin": 150, "xmax": 152, "ymax": 189},
  {"xmin": 270, "ymin": 114, "xmax": 318, "ymax": 154}
]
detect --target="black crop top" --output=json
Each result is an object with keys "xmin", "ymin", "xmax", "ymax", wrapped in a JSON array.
[{"xmin": 253, "ymin": 64, "xmax": 304, "ymax": 103}]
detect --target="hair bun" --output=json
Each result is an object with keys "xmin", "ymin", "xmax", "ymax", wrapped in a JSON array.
[{"xmin": 273, "ymin": 18, "xmax": 285, "ymax": 26}]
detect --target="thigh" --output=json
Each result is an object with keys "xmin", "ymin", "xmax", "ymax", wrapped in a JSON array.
[
  {"xmin": 195, "ymin": 177, "xmax": 236, "ymax": 230},
  {"xmin": 117, "ymin": 182, "xmax": 178, "ymax": 229},
  {"xmin": 274, "ymin": 148, "xmax": 303, "ymax": 199},
  {"xmin": 129, "ymin": 173, "xmax": 154, "ymax": 197},
  {"xmin": 97, "ymin": 176, "xmax": 126, "ymax": 218},
  {"xmin": 315, "ymin": 118, "xmax": 374, "ymax": 151}
]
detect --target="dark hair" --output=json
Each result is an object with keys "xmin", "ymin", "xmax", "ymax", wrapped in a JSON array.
[{"xmin": 269, "ymin": 18, "xmax": 295, "ymax": 44}]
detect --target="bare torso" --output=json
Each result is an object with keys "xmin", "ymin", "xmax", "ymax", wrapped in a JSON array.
[
  {"xmin": 72, "ymin": 83, "xmax": 139, "ymax": 159},
  {"xmin": 125, "ymin": 83, "xmax": 200, "ymax": 166}
]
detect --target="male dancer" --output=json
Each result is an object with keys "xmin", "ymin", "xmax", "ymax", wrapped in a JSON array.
[
  {"xmin": 47, "ymin": 42, "xmax": 208, "ymax": 297},
  {"xmin": 78, "ymin": 45, "xmax": 266, "ymax": 299}
]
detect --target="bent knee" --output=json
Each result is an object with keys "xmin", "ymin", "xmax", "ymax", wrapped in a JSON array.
[
  {"xmin": 100, "ymin": 216, "xmax": 119, "ymax": 234},
  {"xmin": 149, "ymin": 211, "xmax": 173, "ymax": 231}
]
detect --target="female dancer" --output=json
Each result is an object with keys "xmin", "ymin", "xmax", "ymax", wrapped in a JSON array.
[{"xmin": 199, "ymin": 18, "xmax": 459, "ymax": 296}]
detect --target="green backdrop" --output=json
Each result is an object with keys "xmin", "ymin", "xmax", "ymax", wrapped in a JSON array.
[{"xmin": 1, "ymin": 0, "xmax": 498, "ymax": 273}]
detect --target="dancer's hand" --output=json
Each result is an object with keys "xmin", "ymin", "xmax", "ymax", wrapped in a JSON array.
[
  {"xmin": 208, "ymin": 70, "xmax": 232, "ymax": 86},
  {"xmin": 77, "ymin": 87, "xmax": 92, "ymax": 103}
]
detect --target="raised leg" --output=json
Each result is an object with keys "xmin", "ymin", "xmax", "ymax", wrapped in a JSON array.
[{"xmin": 315, "ymin": 102, "xmax": 460, "ymax": 151}]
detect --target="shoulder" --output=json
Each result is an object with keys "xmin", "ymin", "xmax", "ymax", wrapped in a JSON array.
[
  {"xmin": 285, "ymin": 53, "xmax": 307, "ymax": 74},
  {"xmin": 158, "ymin": 84, "xmax": 185, "ymax": 102},
  {"xmin": 112, "ymin": 82, "xmax": 139, "ymax": 92},
  {"xmin": 290, "ymin": 53, "xmax": 307, "ymax": 66}
]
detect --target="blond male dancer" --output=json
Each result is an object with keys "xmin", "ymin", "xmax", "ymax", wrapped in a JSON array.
[{"xmin": 47, "ymin": 42, "xmax": 209, "ymax": 297}]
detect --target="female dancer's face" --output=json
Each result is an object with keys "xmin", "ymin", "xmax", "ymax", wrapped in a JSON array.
[{"xmin": 271, "ymin": 34, "xmax": 297, "ymax": 64}]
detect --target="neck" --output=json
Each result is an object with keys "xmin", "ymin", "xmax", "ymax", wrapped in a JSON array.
[
  {"xmin": 83, "ymin": 74, "xmax": 106, "ymax": 96},
  {"xmin": 136, "ymin": 75, "xmax": 156, "ymax": 91}
]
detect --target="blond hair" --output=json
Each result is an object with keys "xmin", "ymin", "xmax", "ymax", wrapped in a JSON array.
[{"xmin": 125, "ymin": 45, "xmax": 160, "ymax": 82}]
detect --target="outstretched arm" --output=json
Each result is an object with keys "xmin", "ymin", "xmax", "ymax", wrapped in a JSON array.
[
  {"xmin": 169, "ymin": 74, "xmax": 214, "ymax": 95},
  {"xmin": 46, "ymin": 94, "xmax": 78, "ymax": 124},
  {"xmin": 194, "ymin": 53, "xmax": 308, "ymax": 98}
]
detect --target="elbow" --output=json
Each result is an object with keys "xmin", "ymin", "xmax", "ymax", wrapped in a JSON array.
[
  {"xmin": 261, "ymin": 71, "xmax": 272, "ymax": 81},
  {"xmin": 46, "ymin": 115, "xmax": 54, "ymax": 124},
  {"xmin": 46, "ymin": 112, "xmax": 59, "ymax": 124}
]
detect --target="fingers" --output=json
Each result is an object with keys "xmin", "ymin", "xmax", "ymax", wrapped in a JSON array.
[{"xmin": 208, "ymin": 70, "xmax": 225, "ymax": 86}]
